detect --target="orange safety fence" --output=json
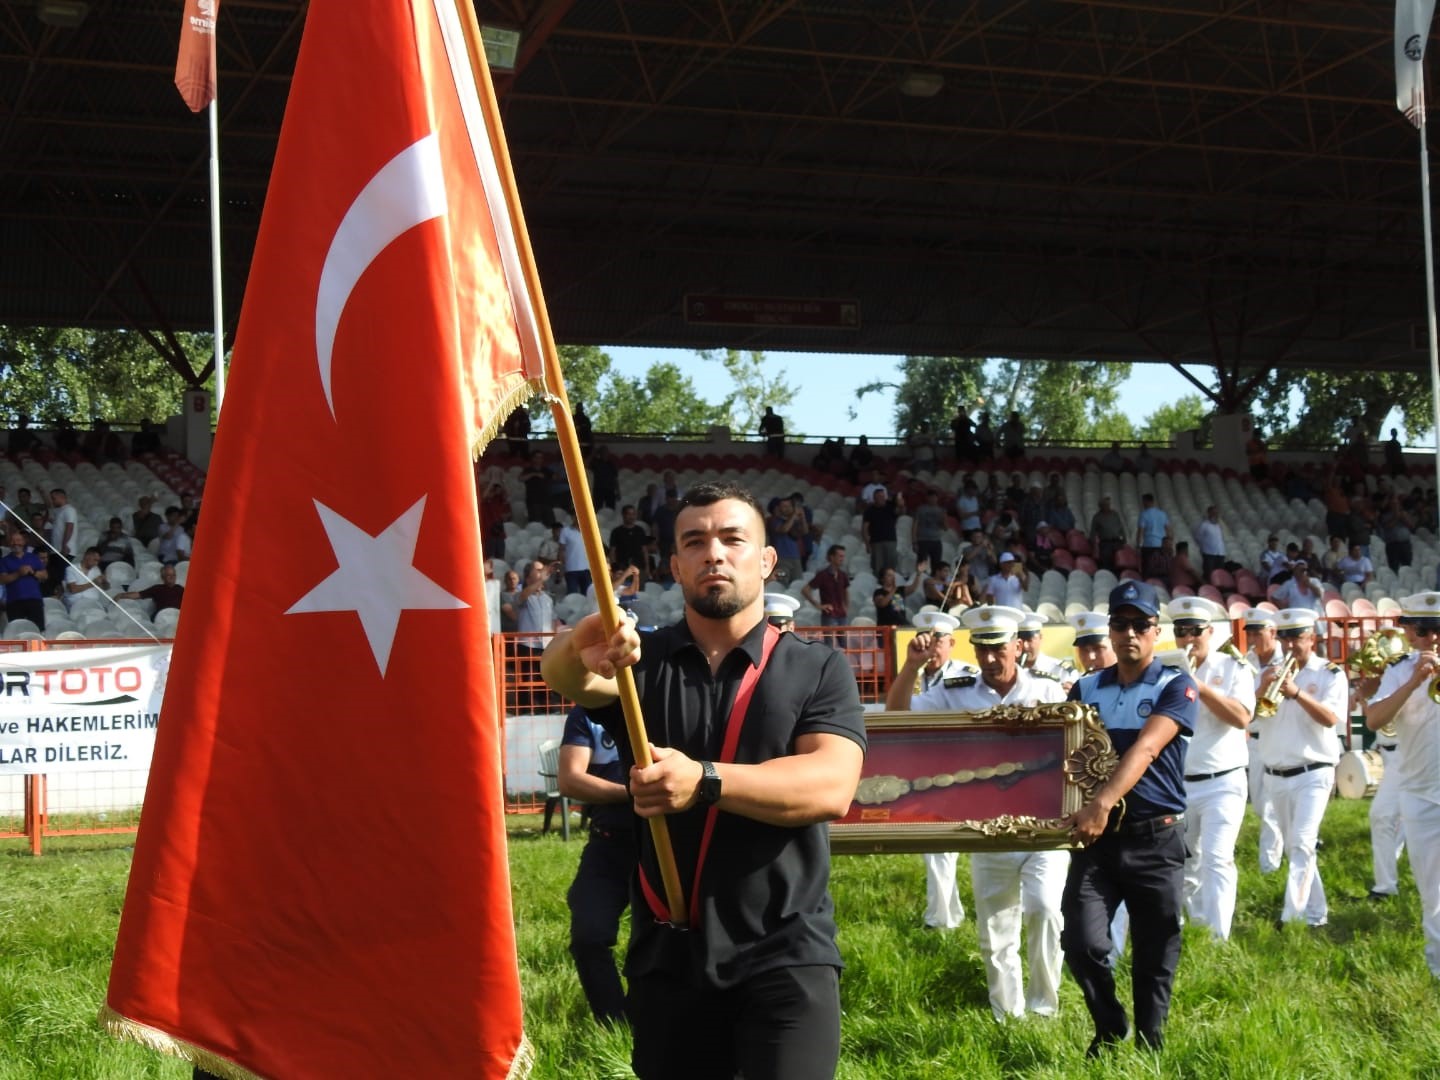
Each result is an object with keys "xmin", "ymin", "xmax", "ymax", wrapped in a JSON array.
[{"xmin": 4, "ymin": 616, "xmax": 1404, "ymax": 852}]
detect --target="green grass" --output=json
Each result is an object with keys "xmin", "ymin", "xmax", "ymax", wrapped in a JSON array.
[{"xmin": 3, "ymin": 802, "xmax": 1439, "ymax": 1078}]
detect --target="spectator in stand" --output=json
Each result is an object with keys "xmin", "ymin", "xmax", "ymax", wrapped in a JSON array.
[
  {"xmin": 0, "ymin": 530, "xmax": 47, "ymax": 629},
  {"xmin": 975, "ymin": 411, "xmax": 996, "ymax": 461},
  {"xmin": 1089, "ymin": 495, "xmax": 1126, "ymax": 572},
  {"xmin": 1045, "ymin": 491, "xmax": 1076, "ymax": 534},
  {"xmin": 522, "ymin": 451, "xmax": 555, "ymax": 527},
  {"xmin": 11, "ymin": 487, "xmax": 42, "ymax": 532},
  {"xmin": 802, "ymin": 544, "xmax": 851, "ymax": 626},
  {"xmin": 1193, "ymin": 506, "xmax": 1227, "ymax": 579},
  {"xmin": 759, "ymin": 405, "xmax": 786, "ymax": 458},
  {"xmin": 1378, "ymin": 495, "xmax": 1415, "ymax": 572},
  {"xmin": 1321, "ymin": 469, "xmax": 1350, "ymax": 541},
  {"xmin": 955, "ymin": 479, "xmax": 982, "ymax": 534},
  {"xmin": 1099, "ymin": 442, "xmax": 1125, "ymax": 474},
  {"xmin": 132, "ymin": 494, "xmax": 162, "ymax": 547},
  {"xmin": 650, "ymin": 490, "xmax": 681, "ymax": 583},
  {"xmin": 504, "ymin": 405, "xmax": 530, "ymax": 457},
  {"xmin": 1274, "ymin": 561, "xmax": 1324, "ymax": 614},
  {"xmin": 873, "ymin": 586, "xmax": 907, "ymax": 626},
  {"xmin": 590, "ymin": 444, "xmax": 620, "ymax": 510},
  {"xmin": 983, "ymin": 552, "xmax": 1027, "ymax": 608},
  {"xmin": 1320, "ymin": 536, "xmax": 1347, "ymax": 585},
  {"xmin": 1168, "ymin": 541, "xmax": 1202, "ymax": 592},
  {"xmin": 966, "ymin": 530, "xmax": 997, "ymax": 584},
  {"xmin": 952, "ymin": 406, "xmax": 976, "ymax": 462},
  {"xmin": 1028, "ymin": 524, "xmax": 1056, "ymax": 576},
  {"xmin": 1336, "ymin": 544, "xmax": 1375, "ymax": 587},
  {"xmin": 117, "ymin": 564, "xmax": 184, "ymax": 613},
  {"xmin": 179, "ymin": 492, "xmax": 201, "ymax": 537},
  {"xmin": 63, "ymin": 547, "xmax": 108, "ymax": 610},
  {"xmin": 1018, "ymin": 484, "xmax": 1046, "ymax": 547},
  {"xmin": 908, "ymin": 429, "xmax": 938, "ymax": 474},
  {"xmin": 480, "ymin": 478, "xmax": 512, "ymax": 560},
  {"xmin": 1246, "ymin": 428, "xmax": 1269, "ymax": 481},
  {"xmin": 1134, "ymin": 443, "xmax": 1156, "ymax": 475},
  {"xmin": 157, "ymin": 507, "xmax": 193, "ymax": 566},
  {"xmin": 557, "ymin": 517, "xmax": 591, "ymax": 596},
  {"xmin": 1384, "ymin": 428, "xmax": 1406, "ymax": 477},
  {"xmin": 48, "ymin": 488, "xmax": 78, "ymax": 564},
  {"xmin": 572, "ymin": 401, "xmax": 594, "ymax": 453},
  {"xmin": 766, "ymin": 497, "xmax": 807, "ymax": 585},
  {"xmin": 921, "ymin": 560, "xmax": 965, "ymax": 610},
  {"xmin": 1348, "ymin": 493, "xmax": 1376, "ymax": 560},
  {"xmin": 498, "ymin": 569, "xmax": 521, "ymax": 634},
  {"xmin": 849, "ymin": 434, "xmax": 875, "ymax": 476},
  {"xmin": 1135, "ymin": 494, "xmax": 1172, "ymax": 578},
  {"xmin": 608, "ymin": 505, "xmax": 653, "ymax": 584},
  {"xmin": 911, "ymin": 488, "xmax": 948, "ymax": 570},
  {"xmin": 97, "ymin": 517, "xmax": 135, "ymax": 570},
  {"xmin": 1259, "ymin": 535, "xmax": 1289, "ymax": 584},
  {"xmin": 999, "ymin": 410, "xmax": 1026, "ymax": 459},
  {"xmin": 862, "ymin": 486, "xmax": 900, "ymax": 577}
]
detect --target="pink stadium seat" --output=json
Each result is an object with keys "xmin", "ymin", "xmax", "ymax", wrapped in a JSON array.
[
  {"xmin": 1208, "ymin": 568, "xmax": 1237, "ymax": 592},
  {"xmin": 1120, "ymin": 569, "xmax": 1142, "ymax": 582},
  {"xmin": 1114, "ymin": 546, "xmax": 1142, "ymax": 572},
  {"xmin": 1198, "ymin": 585, "xmax": 1225, "ymax": 604},
  {"xmin": 1325, "ymin": 597, "xmax": 1351, "ymax": 620},
  {"xmin": 1258, "ymin": 601, "xmax": 1279, "ymax": 613},
  {"xmin": 1074, "ymin": 555, "xmax": 1098, "ymax": 575},
  {"xmin": 1351, "ymin": 597, "xmax": 1378, "ymax": 617},
  {"xmin": 1227, "ymin": 597, "xmax": 1250, "ymax": 618},
  {"xmin": 1171, "ymin": 585, "xmax": 1195, "ymax": 598},
  {"xmin": 1051, "ymin": 548, "xmax": 1075, "ymax": 572},
  {"xmin": 1067, "ymin": 529, "xmax": 1091, "ymax": 556}
]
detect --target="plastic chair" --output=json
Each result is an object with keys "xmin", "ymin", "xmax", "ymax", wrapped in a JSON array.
[{"xmin": 537, "ymin": 737, "xmax": 572, "ymax": 841}]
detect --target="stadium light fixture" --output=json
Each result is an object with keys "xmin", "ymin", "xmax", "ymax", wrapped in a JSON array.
[
  {"xmin": 36, "ymin": 0, "xmax": 89, "ymax": 27},
  {"xmin": 481, "ymin": 25, "xmax": 521, "ymax": 73},
  {"xmin": 899, "ymin": 70, "xmax": 945, "ymax": 98}
]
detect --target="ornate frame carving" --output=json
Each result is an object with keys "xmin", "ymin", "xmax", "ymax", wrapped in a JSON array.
[{"xmin": 829, "ymin": 702, "xmax": 1116, "ymax": 853}]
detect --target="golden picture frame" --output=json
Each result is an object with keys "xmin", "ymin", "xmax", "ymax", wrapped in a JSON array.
[{"xmin": 829, "ymin": 701, "xmax": 1117, "ymax": 853}]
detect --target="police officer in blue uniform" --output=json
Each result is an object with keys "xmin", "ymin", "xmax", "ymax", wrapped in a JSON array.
[
  {"xmin": 1061, "ymin": 581, "xmax": 1198, "ymax": 1056},
  {"xmin": 558, "ymin": 703, "xmax": 637, "ymax": 1025}
]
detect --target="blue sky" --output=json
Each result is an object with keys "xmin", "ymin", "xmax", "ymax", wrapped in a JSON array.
[{"xmin": 605, "ymin": 346, "xmax": 1211, "ymax": 441}]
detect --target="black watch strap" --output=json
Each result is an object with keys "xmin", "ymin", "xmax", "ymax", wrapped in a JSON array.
[{"xmin": 698, "ymin": 760, "xmax": 722, "ymax": 805}]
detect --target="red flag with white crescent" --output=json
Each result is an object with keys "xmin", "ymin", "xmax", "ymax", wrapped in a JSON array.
[
  {"xmin": 175, "ymin": 0, "xmax": 219, "ymax": 112},
  {"xmin": 106, "ymin": 1, "xmax": 540, "ymax": 1075}
]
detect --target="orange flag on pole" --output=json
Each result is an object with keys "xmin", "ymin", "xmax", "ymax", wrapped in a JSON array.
[
  {"xmin": 105, "ymin": 2, "xmax": 543, "ymax": 1076},
  {"xmin": 175, "ymin": 0, "xmax": 219, "ymax": 112}
]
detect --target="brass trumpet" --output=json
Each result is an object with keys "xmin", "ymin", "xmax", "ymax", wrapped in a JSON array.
[
  {"xmin": 1220, "ymin": 641, "xmax": 1254, "ymax": 672},
  {"xmin": 1347, "ymin": 630, "xmax": 1418, "ymax": 728},
  {"xmin": 1255, "ymin": 654, "xmax": 1300, "ymax": 718}
]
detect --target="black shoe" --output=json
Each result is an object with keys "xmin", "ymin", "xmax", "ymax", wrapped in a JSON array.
[
  {"xmin": 1085, "ymin": 1032, "xmax": 1127, "ymax": 1059},
  {"xmin": 1368, "ymin": 889, "xmax": 1395, "ymax": 901}
]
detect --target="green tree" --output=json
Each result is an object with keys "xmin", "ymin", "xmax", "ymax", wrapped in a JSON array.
[
  {"xmin": 699, "ymin": 348, "xmax": 798, "ymax": 433},
  {"xmin": 0, "ymin": 325, "xmax": 199, "ymax": 426},
  {"xmin": 592, "ymin": 361, "xmax": 725, "ymax": 434},
  {"xmin": 857, "ymin": 355, "xmax": 1133, "ymax": 443},
  {"xmin": 1249, "ymin": 370, "xmax": 1430, "ymax": 447},
  {"xmin": 1138, "ymin": 394, "xmax": 1209, "ymax": 443}
]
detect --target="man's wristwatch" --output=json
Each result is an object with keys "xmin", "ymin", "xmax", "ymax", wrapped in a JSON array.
[{"xmin": 697, "ymin": 760, "xmax": 722, "ymax": 806}]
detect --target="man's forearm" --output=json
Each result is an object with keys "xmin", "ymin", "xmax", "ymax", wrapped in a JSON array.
[
  {"xmin": 541, "ymin": 630, "xmax": 619, "ymax": 707},
  {"xmin": 712, "ymin": 735, "xmax": 864, "ymax": 825}
]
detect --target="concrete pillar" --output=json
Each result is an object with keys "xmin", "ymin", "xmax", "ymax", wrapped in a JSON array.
[{"xmin": 181, "ymin": 389, "xmax": 213, "ymax": 470}]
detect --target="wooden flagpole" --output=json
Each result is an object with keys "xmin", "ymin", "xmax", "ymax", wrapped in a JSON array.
[{"xmin": 454, "ymin": 6, "xmax": 688, "ymax": 923}]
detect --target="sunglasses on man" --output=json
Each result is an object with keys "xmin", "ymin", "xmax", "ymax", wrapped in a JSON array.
[
  {"xmin": 1173, "ymin": 625, "xmax": 1208, "ymax": 638},
  {"xmin": 1108, "ymin": 617, "xmax": 1156, "ymax": 634}
]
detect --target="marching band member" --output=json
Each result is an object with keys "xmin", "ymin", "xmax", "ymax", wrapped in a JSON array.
[
  {"xmin": 1255, "ymin": 608, "xmax": 1347, "ymax": 927},
  {"xmin": 885, "ymin": 609, "xmax": 979, "ymax": 929},
  {"xmin": 1068, "ymin": 610, "xmax": 1116, "ymax": 676},
  {"xmin": 1018, "ymin": 612, "xmax": 1066, "ymax": 679},
  {"xmin": 1166, "ymin": 597, "xmax": 1255, "ymax": 940},
  {"xmin": 889, "ymin": 605, "xmax": 1069, "ymax": 1019},
  {"xmin": 1365, "ymin": 593, "xmax": 1440, "ymax": 975},
  {"xmin": 1356, "ymin": 663, "xmax": 1403, "ymax": 901},
  {"xmin": 763, "ymin": 591, "xmax": 801, "ymax": 633},
  {"xmin": 1243, "ymin": 608, "xmax": 1286, "ymax": 874}
]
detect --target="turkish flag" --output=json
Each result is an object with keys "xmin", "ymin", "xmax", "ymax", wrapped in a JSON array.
[
  {"xmin": 106, "ymin": 2, "xmax": 539, "ymax": 1076},
  {"xmin": 175, "ymin": 0, "xmax": 219, "ymax": 112}
]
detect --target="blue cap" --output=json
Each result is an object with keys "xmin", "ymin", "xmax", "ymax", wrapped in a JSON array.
[{"xmin": 1109, "ymin": 580, "xmax": 1160, "ymax": 618}]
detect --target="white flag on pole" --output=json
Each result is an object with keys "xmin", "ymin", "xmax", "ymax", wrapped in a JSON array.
[{"xmin": 1398, "ymin": 0, "xmax": 1437, "ymax": 126}]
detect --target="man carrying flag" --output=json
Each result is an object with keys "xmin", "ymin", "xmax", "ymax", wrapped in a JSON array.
[{"xmin": 104, "ymin": 3, "xmax": 538, "ymax": 1076}]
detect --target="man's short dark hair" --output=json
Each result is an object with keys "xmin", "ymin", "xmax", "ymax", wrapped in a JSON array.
[
  {"xmin": 621, "ymin": 503, "xmax": 636, "ymax": 514},
  {"xmin": 50, "ymin": 488, "xmax": 65, "ymax": 498},
  {"xmin": 826, "ymin": 544, "xmax": 845, "ymax": 558},
  {"xmin": 678, "ymin": 481, "xmax": 764, "ymax": 521}
]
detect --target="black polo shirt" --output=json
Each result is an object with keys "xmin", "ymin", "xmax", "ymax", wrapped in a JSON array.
[{"xmin": 591, "ymin": 615, "xmax": 866, "ymax": 989}]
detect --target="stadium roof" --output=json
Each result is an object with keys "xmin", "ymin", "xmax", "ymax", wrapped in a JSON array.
[{"xmin": 0, "ymin": 1, "xmax": 1428, "ymax": 401}]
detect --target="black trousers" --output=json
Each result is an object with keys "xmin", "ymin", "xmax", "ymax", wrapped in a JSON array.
[
  {"xmin": 1061, "ymin": 820, "xmax": 1186, "ymax": 1050},
  {"xmin": 568, "ymin": 827, "xmax": 637, "ymax": 1025},
  {"xmin": 629, "ymin": 964, "xmax": 840, "ymax": 1080},
  {"xmin": 5, "ymin": 597, "xmax": 44, "ymax": 630}
]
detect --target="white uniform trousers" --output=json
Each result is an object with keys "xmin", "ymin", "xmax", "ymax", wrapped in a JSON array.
[
  {"xmin": 1248, "ymin": 743, "xmax": 1284, "ymax": 873},
  {"xmin": 923, "ymin": 852, "xmax": 965, "ymax": 928},
  {"xmin": 1399, "ymin": 794, "xmax": 1440, "ymax": 976},
  {"xmin": 1370, "ymin": 746, "xmax": 1405, "ymax": 895},
  {"xmin": 1267, "ymin": 766, "xmax": 1334, "ymax": 925},
  {"xmin": 970, "ymin": 850, "xmax": 1068, "ymax": 1019},
  {"xmin": 1183, "ymin": 768, "xmax": 1248, "ymax": 940}
]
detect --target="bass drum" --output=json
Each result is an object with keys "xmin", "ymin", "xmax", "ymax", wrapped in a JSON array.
[{"xmin": 1336, "ymin": 749, "xmax": 1384, "ymax": 799}]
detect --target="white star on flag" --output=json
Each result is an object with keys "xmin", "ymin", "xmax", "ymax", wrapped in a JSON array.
[{"xmin": 287, "ymin": 495, "xmax": 467, "ymax": 675}]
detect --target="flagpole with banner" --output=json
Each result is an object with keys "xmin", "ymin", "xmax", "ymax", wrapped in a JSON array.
[
  {"xmin": 1398, "ymin": 0, "xmax": 1440, "ymax": 499},
  {"xmin": 103, "ymin": 2, "xmax": 546, "ymax": 1075},
  {"xmin": 175, "ymin": 0, "xmax": 227, "ymax": 412},
  {"xmin": 453, "ymin": 6, "xmax": 689, "ymax": 921}
]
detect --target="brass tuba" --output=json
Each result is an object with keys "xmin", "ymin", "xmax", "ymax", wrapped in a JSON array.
[
  {"xmin": 1347, "ymin": 630, "xmax": 1413, "ymax": 733},
  {"xmin": 1255, "ymin": 654, "xmax": 1299, "ymax": 718}
]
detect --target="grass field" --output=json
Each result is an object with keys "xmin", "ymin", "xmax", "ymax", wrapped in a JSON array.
[{"xmin": 3, "ymin": 800, "xmax": 1439, "ymax": 1078}]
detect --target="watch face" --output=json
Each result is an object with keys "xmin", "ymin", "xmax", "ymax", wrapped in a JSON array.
[{"xmin": 699, "ymin": 762, "xmax": 722, "ymax": 804}]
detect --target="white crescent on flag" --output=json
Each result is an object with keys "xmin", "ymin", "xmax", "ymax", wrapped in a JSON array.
[
  {"xmin": 1397, "ymin": 0, "xmax": 1438, "ymax": 126},
  {"xmin": 315, "ymin": 134, "xmax": 447, "ymax": 417}
]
